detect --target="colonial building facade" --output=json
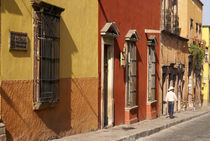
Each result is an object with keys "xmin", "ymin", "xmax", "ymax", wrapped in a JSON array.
[
  {"xmin": 0, "ymin": 0, "xmax": 161, "ymax": 140},
  {"xmin": 98, "ymin": 0, "xmax": 161, "ymax": 126},
  {"xmin": 0, "ymin": 0, "xmax": 204, "ymax": 140},
  {"xmin": 159, "ymin": 0, "xmax": 189, "ymax": 115},
  {"xmin": 1, "ymin": 0, "xmax": 98, "ymax": 140}
]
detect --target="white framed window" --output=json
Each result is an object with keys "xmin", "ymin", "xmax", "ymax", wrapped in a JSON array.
[
  {"xmin": 147, "ymin": 35, "xmax": 157, "ymax": 102},
  {"xmin": 124, "ymin": 30, "xmax": 139, "ymax": 108},
  {"xmin": 148, "ymin": 47, "xmax": 156, "ymax": 101},
  {"xmin": 126, "ymin": 42, "xmax": 137, "ymax": 107}
]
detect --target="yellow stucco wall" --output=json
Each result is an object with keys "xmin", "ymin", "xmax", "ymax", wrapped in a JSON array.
[
  {"xmin": 1, "ymin": 0, "xmax": 98, "ymax": 80},
  {"xmin": 202, "ymin": 27, "xmax": 210, "ymax": 47},
  {"xmin": 43, "ymin": 0, "xmax": 98, "ymax": 78},
  {"xmin": 178, "ymin": 0, "xmax": 188, "ymax": 38},
  {"xmin": 178, "ymin": 0, "xmax": 203, "ymax": 39},
  {"xmin": 201, "ymin": 63, "xmax": 209, "ymax": 105},
  {"xmin": 201, "ymin": 26, "xmax": 210, "ymax": 105},
  {"xmin": 1, "ymin": 0, "xmax": 33, "ymax": 80},
  {"xmin": 0, "ymin": 1, "xmax": 99, "ymax": 140}
]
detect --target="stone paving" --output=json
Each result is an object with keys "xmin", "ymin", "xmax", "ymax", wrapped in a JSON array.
[{"xmin": 53, "ymin": 106, "xmax": 210, "ymax": 141}]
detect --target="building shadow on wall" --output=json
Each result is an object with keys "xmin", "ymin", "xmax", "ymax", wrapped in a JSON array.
[
  {"xmin": 0, "ymin": 86, "xmax": 30, "ymax": 141},
  {"xmin": 135, "ymin": 43, "xmax": 141, "ymax": 120},
  {"xmin": 35, "ymin": 80, "xmax": 72, "ymax": 140},
  {"xmin": 113, "ymin": 40, "xmax": 125, "ymax": 124},
  {"xmin": 36, "ymin": 17, "xmax": 79, "ymax": 139},
  {"xmin": 2, "ymin": 0, "xmax": 22, "ymax": 15}
]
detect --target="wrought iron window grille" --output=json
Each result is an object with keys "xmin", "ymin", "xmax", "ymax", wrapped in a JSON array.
[{"xmin": 33, "ymin": 1, "xmax": 64, "ymax": 110}]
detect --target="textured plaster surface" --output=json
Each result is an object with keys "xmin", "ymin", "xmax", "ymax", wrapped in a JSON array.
[
  {"xmin": 178, "ymin": 0, "xmax": 203, "ymax": 39},
  {"xmin": 1, "ymin": 0, "xmax": 33, "ymax": 80},
  {"xmin": 0, "ymin": 78, "xmax": 98, "ymax": 141},
  {"xmin": 1, "ymin": 0, "xmax": 98, "ymax": 80},
  {"xmin": 160, "ymin": 33, "xmax": 189, "ymax": 114},
  {"xmin": 201, "ymin": 27, "xmax": 210, "ymax": 105},
  {"xmin": 98, "ymin": 0, "xmax": 161, "ymax": 125},
  {"xmin": 43, "ymin": 0, "xmax": 98, "ymax": 78}
]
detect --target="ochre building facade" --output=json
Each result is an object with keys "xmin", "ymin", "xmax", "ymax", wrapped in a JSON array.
[{"xmin": 1, "ymin": 0, "xmax": 98, "ymax": 140}]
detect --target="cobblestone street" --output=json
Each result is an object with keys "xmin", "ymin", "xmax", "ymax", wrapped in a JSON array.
[
  {"xmin": 138, "ymin": 113, "xmax": 210, "ymax": 141},
  {"xmin": 54, "ymin": 106, "xmax": 210, "ymax": 141}
]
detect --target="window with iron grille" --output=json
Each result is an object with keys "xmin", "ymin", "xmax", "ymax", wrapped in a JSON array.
[
  {"xmin": 199, "ymin": 24, "xmax": 202, "ymax": 33},
  {"xmin": 33, "ymin": 2, "xmax": 64, "ymax": 110},
  {"xmin": 148, "ymin": 47, "xmax": 156, "ymax": 101},
  {"xmin": 190, "ymin": 19, "xmax": 193, "ymax": 29},
  {"xmin": 126, "ymin": 42, "xmax": 137, "ymax": 107},
  {"xmin": 205, "ymin": 47, "xmax": 208, "ymax": 62},
  {"xmin": 196, "ymin": 23, "xmax": 198, "ymax": 32}
]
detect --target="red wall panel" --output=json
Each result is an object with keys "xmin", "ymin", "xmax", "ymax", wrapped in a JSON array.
[{"xmin": 98, "ymin": 0, "xmax": 160, "ymax": 125}]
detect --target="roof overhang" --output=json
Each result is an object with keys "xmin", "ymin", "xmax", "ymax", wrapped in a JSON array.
[
  {"xmin": 100, "ymin": 22, "xmax": 120, "ymax": 38},
  {"xmin": 197, "ymin": 0, "xmax": 204, "ymax": 6},
  {"xmin": 125, "ymin": 30, "xmax": 140, "ymax": 42},
  {"xmin": 161, "ymin": 30, "xmax": 188, "ymax": 41}
]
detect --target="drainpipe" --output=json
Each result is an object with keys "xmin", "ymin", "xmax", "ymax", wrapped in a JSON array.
[{"xmin": 98, "ymin": 0, "xmax": 109, "ymax": 22}]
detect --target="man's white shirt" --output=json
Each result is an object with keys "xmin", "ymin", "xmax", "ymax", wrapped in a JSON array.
[{"xmin": 165, "ymin": 91, "xmax": 177, "ymax": 102}]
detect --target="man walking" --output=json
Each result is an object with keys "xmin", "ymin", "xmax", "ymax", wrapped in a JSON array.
[{"xmin": 165, "ymin": 86, "xmax": 177, "ymax": 119}]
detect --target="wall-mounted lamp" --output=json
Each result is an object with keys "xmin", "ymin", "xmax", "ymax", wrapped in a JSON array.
[{"xmin": 120, "ymin": 47, "xmax": 126, "ymax": 68}]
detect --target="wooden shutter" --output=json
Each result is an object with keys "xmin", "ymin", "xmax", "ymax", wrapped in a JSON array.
[
  {"xmin": 151, "ymin": 47, "xmax": 156, "ymax": 101},
  {"xmin": 127, "ymin": 42, "xmax": 137, "ymax": 107},
  {"xmin": 148, "ymin": 47, "xmax": 156, "ymax": 101}
]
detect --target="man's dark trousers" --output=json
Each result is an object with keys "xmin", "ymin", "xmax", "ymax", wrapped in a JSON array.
[{"xmin": 168, "ymin": 102, "xmax": 174, "ymax": 118}]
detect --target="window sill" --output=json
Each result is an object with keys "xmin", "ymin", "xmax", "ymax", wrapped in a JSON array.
[
  {"xmin": 147, "ymin": 100, "xmax": 157, "ymax": 105},
  {"xmin": 125, "ymin": 105, "xmax": 138, "ymax": 111},
  {"xmin": 33, "ymin": 101, "xmax": 59, "ymax": 110}
]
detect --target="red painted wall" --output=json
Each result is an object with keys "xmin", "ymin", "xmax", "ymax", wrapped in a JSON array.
[{"xmin": 98, "ymin": 0, "xmax": 160, "ymax": 126}]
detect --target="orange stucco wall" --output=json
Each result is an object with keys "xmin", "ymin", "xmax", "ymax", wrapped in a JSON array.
[{"xmin": 0, "ymin": 78, "xmax": 98, "ymax": 141}]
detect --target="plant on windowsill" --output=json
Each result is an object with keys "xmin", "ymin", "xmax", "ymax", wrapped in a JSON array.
[{"xmin": 189, "ymin": 43, "xmax": 205, "ymax": 69}]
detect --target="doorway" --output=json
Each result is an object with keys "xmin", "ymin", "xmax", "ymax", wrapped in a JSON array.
[
  {"xmin": 103, "ymin": 44, "xmax": 113, "ymax": 127},
  {"xmin": 101, "ymin": 39, "xmax": 114, "ymax": 128},
  {"xmin": 100, "ymin": 22, "xmax": 119, "ymax": 128}
]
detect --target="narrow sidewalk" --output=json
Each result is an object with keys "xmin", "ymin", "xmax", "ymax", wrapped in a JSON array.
[{"xmin": 54, "ymin": 106, "xmax": 210, "ymax": 141}]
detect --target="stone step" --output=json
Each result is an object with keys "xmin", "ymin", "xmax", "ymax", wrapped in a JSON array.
[
  {"xmin": 0, "ymin": 134, "xmax": 6, "ymax": 141},
  {"xmin": 0, "ymin": 123, "xmax": 5, "ymax": 135},
  {"xmin": 0, "ymin": 119, "xmax": 6, "ymax": 141}
]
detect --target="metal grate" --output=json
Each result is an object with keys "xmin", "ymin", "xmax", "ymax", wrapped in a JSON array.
[
  {"xmin": 10, "ymin": 32, "xmax": 28, "ymax": 50},
  {"xmin": 34, "ymin": 10, "xmax": 60, "ymax": 104},
  {"xmin": 126, "ymin": 42, "xmax": 137, "ymax": 107}
]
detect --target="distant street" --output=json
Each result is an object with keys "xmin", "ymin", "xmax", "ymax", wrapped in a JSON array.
[{"xmin": 137, "ymin": 113, "xmax": 210, "ymax": 141}]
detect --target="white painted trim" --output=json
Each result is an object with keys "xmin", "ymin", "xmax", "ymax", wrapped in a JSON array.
[
  {"xmin": 108, "ymin": 44, "xmax": 114, "ymax": 126},
  {"xmin": 145, "ymin": 29, "xmax": 161, "ymax": 34},
  {"xmin": 147, "ymin": 46, "xmax": 157, "ymax": 104},
  {"xmin": 101, "ymin": 38, "xmax": 105, "ymax": 128},
  {"xmin": 147, "ymin": 100, "xmax": 157, "ymax": 105},
  {"xmin": 125, "ymin": 105, "xmax": 138, "ymax": 111},
  {"xmin": 101, "ymin": 36, "xmax": 115, "ymax": 128},
  {"xmin": 125, "ymin": 30, "xmax": 140, "ymax": 41},
  {"xmin": 147, "ymin": 46, "xmax": 149, "ymax": 103},
  {"xmin": 100, "ymin": 22, "xmax": 120, "ymax": 37},
  {"xmin": 124, "ymin": 43, "xmax": 128, "ymax": 107}
]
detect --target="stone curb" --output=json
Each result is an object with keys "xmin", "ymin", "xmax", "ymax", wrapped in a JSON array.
[{"xmin": 116, "ymin": 111, "xmax": 210, "ymax": 141}]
